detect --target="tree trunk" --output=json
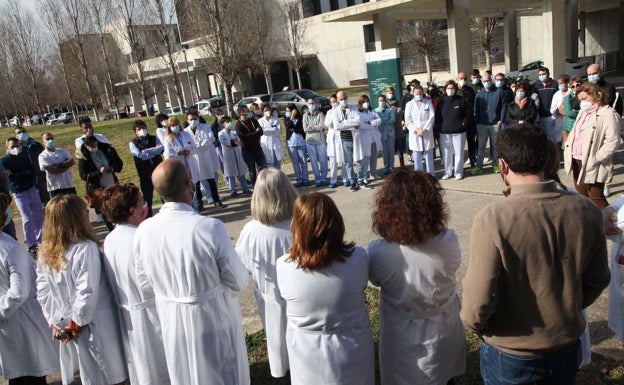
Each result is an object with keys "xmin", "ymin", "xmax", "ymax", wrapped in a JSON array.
[
  {"xmin": 225, "ymin": 82, "xmax": 234, "ymax": 116},
  {"xmin": 295, "ymin": 70, "xmax": 302, "ymax": 89},
  {"xmin": 484, "ymin": 49, "xmax": 492, "ymax": 72},
  {"xmin": 424, "ymin": 54, "xmax": 432, "ymax": 84},
  {"xmin": 264, "ymin": 66, "xmax": 272, "ymax": 94}
]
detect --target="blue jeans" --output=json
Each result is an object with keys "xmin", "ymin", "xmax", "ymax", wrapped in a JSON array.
[
  {"xmin": 413, "ymin": 149, "xmax": 434, "ymax": 175},
  {"xmin": 480, "ymin": 339, "xmax": 581, "ymax": 385},
  {"xmin": 356, "ymin": 156, "xmax": 370, "ymax": 184},
  {"xmin": 381, "ymin": 131, "xmax": 395, "ymax": 171},
  {"xmin": 227, "ymin": 175, "xmax": 249, "ymax": 194},
  {"xmin": 288, "ymin": 145, "xmax": 309, "ymax": 184},
  {"xmin": 306, "ymin": 143, "xmax": 327, "ymax": 184},
  {"xmin": 342, "ymin": 140, "xmax": 355, "ymax": 184},
  {"xmin": 476, "ymin": 124, "xmax": 500, "ymax": 168}
]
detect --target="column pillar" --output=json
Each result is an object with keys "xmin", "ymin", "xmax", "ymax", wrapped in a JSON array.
[
  {"xmin": 129, "ymin": 88, "xmax": 142, "ymax": 113},
  {"xmin": 373, "ymin": 12, "xmax": 397, "ymax": 50},
  {"xmin": 196, "ymin": 71, "xmax": 210, "ymax": 99},
  {"xmin": 503, "ymin": 9, "xmax": 518, "ymax": 72},
  {"xmin": 154, "ymin": 86, "xmax": 167, "ymax": 115},
  {"xmin": 542, "ymin": 0, "xmax": 566, "ymax": 76},
  {"xmin": 181, "ymin": 77, "xmax": 193, "ymax": 108},
  {"xmin": 565, "ymin": 0, "xmax": 579, "ymax": 59},
  {"xmin": 446, "ymin": 0, "xmax": 472, "ymax": 75}
]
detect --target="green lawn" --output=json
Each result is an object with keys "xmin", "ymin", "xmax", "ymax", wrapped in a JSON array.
[{"xmin": 246, "ymin": 287, "xmax": 624, "ymax": 385}]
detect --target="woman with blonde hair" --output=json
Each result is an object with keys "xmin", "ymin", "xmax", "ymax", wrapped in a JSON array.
[
  {"xmin": 276, "ymin": 193, "xmax": 373, "ymax": 385},
  {"xmin": 367, "ymin": 169, "xmax": 465, "ymax": 385},
  {"xmin": 564, "ymin": 82, "xmax": 621, "ymax": 208},
  {"xmin": 36, "ymin": 194, "xmax": 128, "ymax": 385},
  {"xmin": 235, "ymin": 168, "xmax": 298, "ymax": 381},
  {"xmin": 0, "ymin": 192, "xmax": 59, "ymax": 385}
]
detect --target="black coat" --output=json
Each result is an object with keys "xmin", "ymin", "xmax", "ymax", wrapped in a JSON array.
[
  {"xmin": 435, "ymin": 95, "xmax": 470, "ymax": 134},
  {"xmin": 78, "ymin": 141, "xmax": 123, "ymax": 194},
  {"xmin": 505, "ymin": 100, "xmax": 538, "ymax": 125}
]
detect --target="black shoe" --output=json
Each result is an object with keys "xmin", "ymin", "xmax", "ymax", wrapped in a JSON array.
[
  {"xmin": 28, "ymin": 245, "xmax": 38, "ymax": 259},
  {"xmin": 349, "ymin": 183, "xmax": 359, "ymax": 192},
  {"xmin": 359, "ymin": 182, "xmax": 373, "ymax": 190},
  {"xmin": 197, "ymin": 203, "xmax": 205, "ymax": 212},
  {"xmin": 214, "ymin": 201, "xmax": 226, "ymax": 208}
]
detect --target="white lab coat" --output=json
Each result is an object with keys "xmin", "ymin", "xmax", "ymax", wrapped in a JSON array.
[
  {"xmin": 186, "ymin": 125, "xmax": 217, "ymax": 180},
  {"xmin": 276, "ymin": 247, "xmax": 374, "ymax": 385},
  {"xmin": 367, "ymin": 230, "xmax": 466, "ymax": 385},
  {"xmin": 325, "ymin": 107, "xmax": 344, "ymax": 163},
  {"xmin": 102, "ymin": 224, "xmax": 170, "ymax": 385},
  {"xmin": 133, "ymin": 202, "xmax": 250, "ymax": 385},
  {"xmin": 550, "ymin": 90, "xmax": 567, "ymax": 138},
  {"xmin": 36, "ymin": 240, "xmax": 128, "ymax": 385},
  {"xmin": 0, "ymin": 233, "xmax": 59, "ymax": 380},
  {"xmin": 218, "ymin": 128, "xmax": 248, "ymax": 177},
  {"xmin": 258, "ymin": 116, "xmax": 285, "ymax": 162},
  {"xmin": 235, "ymin": 219, "xmax": 291, "ymax": 378},
  {"xmin": 162, "ymin": 131, "xmax": 200, "ymax": 182},
  {"xmin": 405, "ymin": 98, "xmax": 435, "ymax": 151},
  {"xmin": 332, "ymin": 105, "xmax": 361, "ymax": 160},
  {"xmin": 357, "ymin": 109, "xmax": 382, "ymax": 161},
  {"xmin": 608, "ymin": 196, "xmax": 624, "ymax": 341}
]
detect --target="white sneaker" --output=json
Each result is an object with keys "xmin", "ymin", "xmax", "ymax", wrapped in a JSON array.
[
  {"xmin": 484, "ymin": 157, "xmax": 491, "ymax": 164},
  {"xmin": 604, "ymin": 186, "xmax": 611, "ymax": 197},
  {"xmin": 441, "ymin": 175, "xmax": 451, "ymax": 180},
  {"xmin": 464, "ymin": 159, "xmax": 471, "ymax": 166},
  {"xmin": 455, "ymin": 175, "xmax": 463, "ymax": 180}
]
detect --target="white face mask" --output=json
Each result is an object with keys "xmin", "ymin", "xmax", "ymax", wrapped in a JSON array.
[
  {"xmin": 8, "ymin": 147, "xmax": 19, "ymax": 156},
  {"xmin": 457, "ymin": 80, "xmax": 466, "ymax": 88},
  {"xmin": 264, "ymin": 111, "xmax": 271, "ymax": 118},
  {"xmin": 331, "ymin": 102, "xmax": 339, "ymax": 109},
  {"xmin": 386, "ymin": 93, "xmax": 393, "ymax": 99},
  {"xmin": 446, "ymin": 89, "xmax": 456, "ymax": 97},
  {"xmin": 88, "ymin": 146, "xmax": 98, "ymax": 153},
  {"xmin": 138, "ymin": 129, "xmax": 147, "ymax": 137},
  {"xmin": 579, "ymin": 101, "xmax": 593, "ymax": 111},
  {"xmin": 161, "ymin": 120, "xmax": 168, "ymax": 127}
]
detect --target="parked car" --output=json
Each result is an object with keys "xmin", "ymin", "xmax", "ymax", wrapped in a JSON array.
[
  {"xmin": 269, "ymin": 89, "xmax": 331, "ymax": 117},
  {"xmin": 56, "ymin": 112, "xmax": 75, "ymax": 124},
  {"xmin": 9, "ymin": 116, "xmax": 19, "ymax": 126},
  {"xmin": 133, "ymin": 110, "xmax": 148, "ymax": 117},
  {"xmin": 190, "ymin": 97, "xmax": 226, "ymax": 116},
  {"xmin": 164, "ymin": 106, "xmax": 185, "ymax": 115},
  {"xmin": 30, "ymin": 114, "xmax": 42, "ymax": 125},
  {"xmin": 505, "ymin": 58, "xmax": 588, "ymax": 83},
  {"xmin": 103, "ymin": 112, "xmax": 130, "ymax": 120},
  {"xmin": 232, "ymin": 94, "xmax": 271, "ymax": 118},
  {"xmin": 45, "ymin": 118, "xmax": 63, "ymax": 126}
]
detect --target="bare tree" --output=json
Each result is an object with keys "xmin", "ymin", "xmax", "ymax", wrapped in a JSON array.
[
  {"xmin": 189, "ymin": 0, "xmax": 259, "ymax": 114},
  {"xmin": 250, "ymin": 6, "xmax": 281, "ymax": 94},
  {"xmin": 284, "ymin": 0, "xmax": 312, "ymax": 89},
  {"xmin": 151, "ymin": 0, "xmax": 185, "ymax": 108},
  {"xmin": 398, "ymin": 19, "xmax": 443, "ymax": 84},
  {"xmin": 473, "ymin": 17, "xmax": 498, "ymax": 72}
]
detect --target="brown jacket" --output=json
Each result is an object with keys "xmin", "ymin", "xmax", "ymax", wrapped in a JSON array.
[
  {"xmin": 461, "ymin": 181, "xmax": 610, "ymax": 354},
  {"xmin": 564, "ymin": 104, "xmax": 621, "ymax": 184}
]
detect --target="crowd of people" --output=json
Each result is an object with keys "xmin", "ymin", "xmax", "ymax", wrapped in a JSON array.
[{"xmin": 0, "ymin": 60, "xmax": 621, "ymax": 385}]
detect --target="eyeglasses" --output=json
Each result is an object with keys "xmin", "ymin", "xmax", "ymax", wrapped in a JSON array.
[{"xmin": 571, "ymin": 84, "xmax": 582, "ymax": 88}]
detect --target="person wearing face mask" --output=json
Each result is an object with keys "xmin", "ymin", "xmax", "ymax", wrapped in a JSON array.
[
  {"xmin": 385, "ymin": 87, "xmax": 406, "ymax": 169},
  {"xmin": 333, "ymin": 90, "xmax": 363, "ymax": 192},
  {"xmin": 235, "ymin": 105, "xmax": 267, "ymax": 186},
  {"xmin": 218, "ymin": 116, "xmax": 250, "ymax": 197},
  {"xmin": 0, "ymin": 137, "xmax": 44, "ymax": 256},
  {"xmin": 324, "ymin": 94, "xmax": 347, "ymax": 188},
  {"xmin": 376, "ymin": 95, "xmax": 396, "ymax": 175},
  {"xmin": 185, "ymin": 112, "xmax": 225, "ymax": 210},
  {"xmin": 155, "ymin": 113, "xmax": 170, "ymax": 144},
  {"xmin": 564, "ymin": 82, "xmax": 621, "ymax": 208},
  {"xmin": 93, "ymin": 183, "xmax": 171, "ymax": 385},
  {"xmin": 470, "ymin": 69, "xmax": 483, "ymax": 91},
  {"xmin": 133, "ymin": 159, "xmax": 250, "ymax": 385},
  {"xmin": 129, "ymin": 120, "xmax": 163, "ymax": 217},
  {"xmin": 74, "ymin": 116, "xmax": 111, "ymax": 152},
  {"xmin": 587, "ymin": 63, "xmax": 622, "ymax": 116},
  {"xmin": 285, "ymin": 104, "xmax": 309, "ymax": 187},
  {"xmin": 356, "ymin": 95, "xmax": 381, "ymax": 188},
  {"xmin": 405, "ymin": 85, "xmax": 436, "ymax": 176},
  {"xmin": 250, "ymin": 102, "xmax": 263, "ymax": 120},
  {"xmin": 456, "ymin": 72, "xmax": 478, "ymax": 168},
  {"xmin": 38, "ymin": 132, "xmax": 76, "ymax": 199},
  {"xmin": 563, "ymin": 77, "xmax": 583, "ymax": 146},
  {"xmin": 533, "ymin": 66, "xmax": 559, "ymax": 143},
  {"xmin": 472, "ymin": 73, "xmax": 507, "ymax": 175},
  {"xmin": 435, "ymin": 80, "xmax": 470, "ymax": 180},
  {"xmin": 210, "ymin": 110, "xmax": 225, "ymax": 174},
  {"xmin": 258, "ymin": 105, "xmax": 285, "ymax": 169},
  {"xmin": 78, "ymin": 135, "xmax": 123, "ymax": 232},
  {"xmin": 549, "ymin": 74, "xmax": 571, "ymax": 143},
  {"xmin": 14, "ymin": 127, "xmax": 49, "ymax": 206},
  {"xmin": 505, "ymin": 82, "xmax": 538, "ymax": 125},
  {"xmin": 303, "ymin": 98, "xmax": 328, "ymax": 187}
]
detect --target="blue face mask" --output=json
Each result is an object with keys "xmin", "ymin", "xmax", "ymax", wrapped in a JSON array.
[
  {"xmin": 285, "ymin": 112, "xmax": 291, "ymax": 118},
  {"xmin": 379, "ymin": 101, "xmax": 386, "ymax": 108},
  {"xmin": 171, "ymin": 125, "xmax": 180, "ymax": 133},
  {"xmin": 308, "ymin": 104, "xmax": 317, "ymax": 111},
  {"xmin": 339, "ymin": 100, "xmax": 348, "ymax": 108},
  {"xmin": 495, "ymin": 80, "xmax": 503, "ymax": 88},
  {"xmin": 226, "ymin": 122, "xmax": 233, "ymax": 129},
  {"xmin": 189, "ymin": 119, "xmax": 198, "ymax": 128},
  {"xmin": 516, "ymin": 92, "xmax": 526, "ymax": 99},
  {"xmin": 558, "ymin": 84, "xmax": 566, "ymax": 91},
  {"xmin": 538, "ymin": 74, "xmax": 548, "ymax": 82},
  {"xmin": 246, "ymin": 112, "xmax": 252, "ymax": 119},
  {"xmin": 362, "ymin": 102, "xmax": 369, "ymax": 109},
  {"xmin": 414, "ymin": 94, "xmax": 423, "ymax": 102},
  {"xmin": 18, "ymin": 132, "xmax": 28, "ymax": 141},
  {"xmin": 482, "ymin": 81, "xmax": 492, "ymax": 89},
  {"xmin": 472, "ymin": 78, "xmax": 479, "ymax": 85},
  {"xmin": 46, "ymin": 139, "xmax": 55, "ymax": 148},
  {"xmin": 588, "ymin": 74, "xmax": 599, "ymax": 83}
]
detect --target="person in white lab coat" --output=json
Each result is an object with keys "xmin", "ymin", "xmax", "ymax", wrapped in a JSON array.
[
  {"xmin": 133, "ymin": 158, "xmax": 250, "ymax": 385},
  {"xmin": 219, "ymin": 116, "xmax": 250, "ymax": 197},
  {"xmin": 277, "ymin": 192, "xmax": 374, "ymax": 385},
  {"xmin": 258, "ymin": 105, "xmax": 285, "ymax": 169},
  {"xmin": 405, "ymin": 85, "xmax": 436, "ymax": 175},
  {"xmin": 367, "ymin": 169, "xmax": 465, "ymax": 385},
  {"xmin": 0, "ymin": 193, "xmax": 59, "ymax": 385},
  {"xmin": 356, "ymin": 95, "xmax": 381, "ymax": 183},
  {"xmin": 36, "ymin": 194, "xmax": 128, "ymax": 385},
  {"xmin": 235, "ymin": 168, "xmax": 298, "ymax": 380},
  {"xmin": 324, "ymin": 95, "xmax": 347, "ymax": 188},
  {"xmin": 92, "ymin": 184, "xmax": 170, "ymax": 385}
]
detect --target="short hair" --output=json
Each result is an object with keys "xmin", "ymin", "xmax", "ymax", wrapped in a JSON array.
[
  {"xmin": 155, "ymin": 113, "xmax": 169, "ymax": 126},
  {"xmin": 220, "ymin": 116, "xmax": 231, "ymax": 124},
  {"xmin": 385, "ymin": 86, "xmax": 395, "ymax": 93},
  {"xmin": 187, "ymin": 111, "xmax": 199, "ymax": 118},
  {"xmin": 444, "ymin": 79, "xmax": 457, "ymax": 88},
  {"xmin": 330, "ymin": 93, "xmax": 337, "ymax": 99},
  {"xmin": 40, "ymin": 194, "xmax": 98, "ymax": 272},
  {"xmin": 41, "ymin": 132, "xmax": 53, "ymax": 140},
  {"xmin": 6, "ymin": 137, "xmax": 18, "ymax": 146},
  {"xmin": 14, "ymin": 127, "xmax": 26, "ymax": 134},
  {"xmin": 78, "ymin": 116, "xmax": 91, "ymax": 125},
  {"xmin": 133, "ymin": 120, "xmax": 147, "ymax": 130},
  {"xmin": 515, "ymin": 81, "xmax": 529, "ymax": 92},
  {"xmin": 544, "ymin": 139, "xmax": 566, "ymax": 190},
  {"xmin": 471, "ymin": 68, "xmax": 480, "ymax": 76},
  {"xmin": 411, "ymin": 85, "xmax": 424, "ymax": 93},
  {"xmin": 152, "ymin": 159, "xmax": 190, "ymax": 202},
  {"xmin": 286, "ymin": 104, "xmax": 298, "ymax": 113},
  {"xmin": 496, "ymin": 123, "xmax": 549, "ymax": 174},
  {"xmin": 251, "ymin": 168, "xmax": 298, "ymax": 225},
  {"xmin": 557, "ymin": 74, "xmax": 570, "ymax": 83},
  {"xmin": 372, "ymin": 169, "xmax": 447, "ymax": 245},
  {"xmin": 93, "ymin": 183, "xmax": 141, "ymax": 224},
  {"xmin": 378, "ymin": 94, "xmax": 387, "ymax": 101},
  {"xmin": 577, "ymin": 82, "xmax": 609, "ymax": 106},
  {"xmin": 288, "ymin": 193, "xmax": 354, "ymax": 270},
  {"xmin": 84, "ymin": 135, "xmax": 99, "ymax": 147},
  {"xmin": 495, "ymin": 72, "xmax": 505, "ymax": 79},
  {"xmin": 538, "ymin": 66, "xmax": 550, "ymax": 74},
  {"xmin": 357, "ymin": 94, "xmax": 370, "ymax": 110}
]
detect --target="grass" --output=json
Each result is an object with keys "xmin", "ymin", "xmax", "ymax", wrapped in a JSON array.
[{"xmin": 246, "ymin": 287, "xmax": 624, "ymax": 385}]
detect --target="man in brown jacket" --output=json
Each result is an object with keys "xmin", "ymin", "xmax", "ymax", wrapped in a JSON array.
[{"xmin": 461, "ymin": 123, "xmax": 610, "ymax": 384}]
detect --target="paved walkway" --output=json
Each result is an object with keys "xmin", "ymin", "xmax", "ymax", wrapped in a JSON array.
[{"xmin": 7, "ymin": 149, "xmax": 624, "ymax": 384}]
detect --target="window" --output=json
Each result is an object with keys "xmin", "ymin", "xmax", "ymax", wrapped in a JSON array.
[
  {"xmin": 347, "ymin": 0, "xmax": 355, "ymax": 6},
  {"xmin": 330, "ymin": 0, "xmax": 339, "ymax": 11}
]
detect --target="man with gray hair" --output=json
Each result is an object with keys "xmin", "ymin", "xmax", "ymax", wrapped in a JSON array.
[{"xmin": 133, "ymin": 158, "xmax": 250, "ymax": 385}]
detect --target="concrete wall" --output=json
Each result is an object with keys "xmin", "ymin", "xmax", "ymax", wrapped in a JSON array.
[{"xmin": 581, "ymin": 8, "xmax": 619, "ymax": 57}]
